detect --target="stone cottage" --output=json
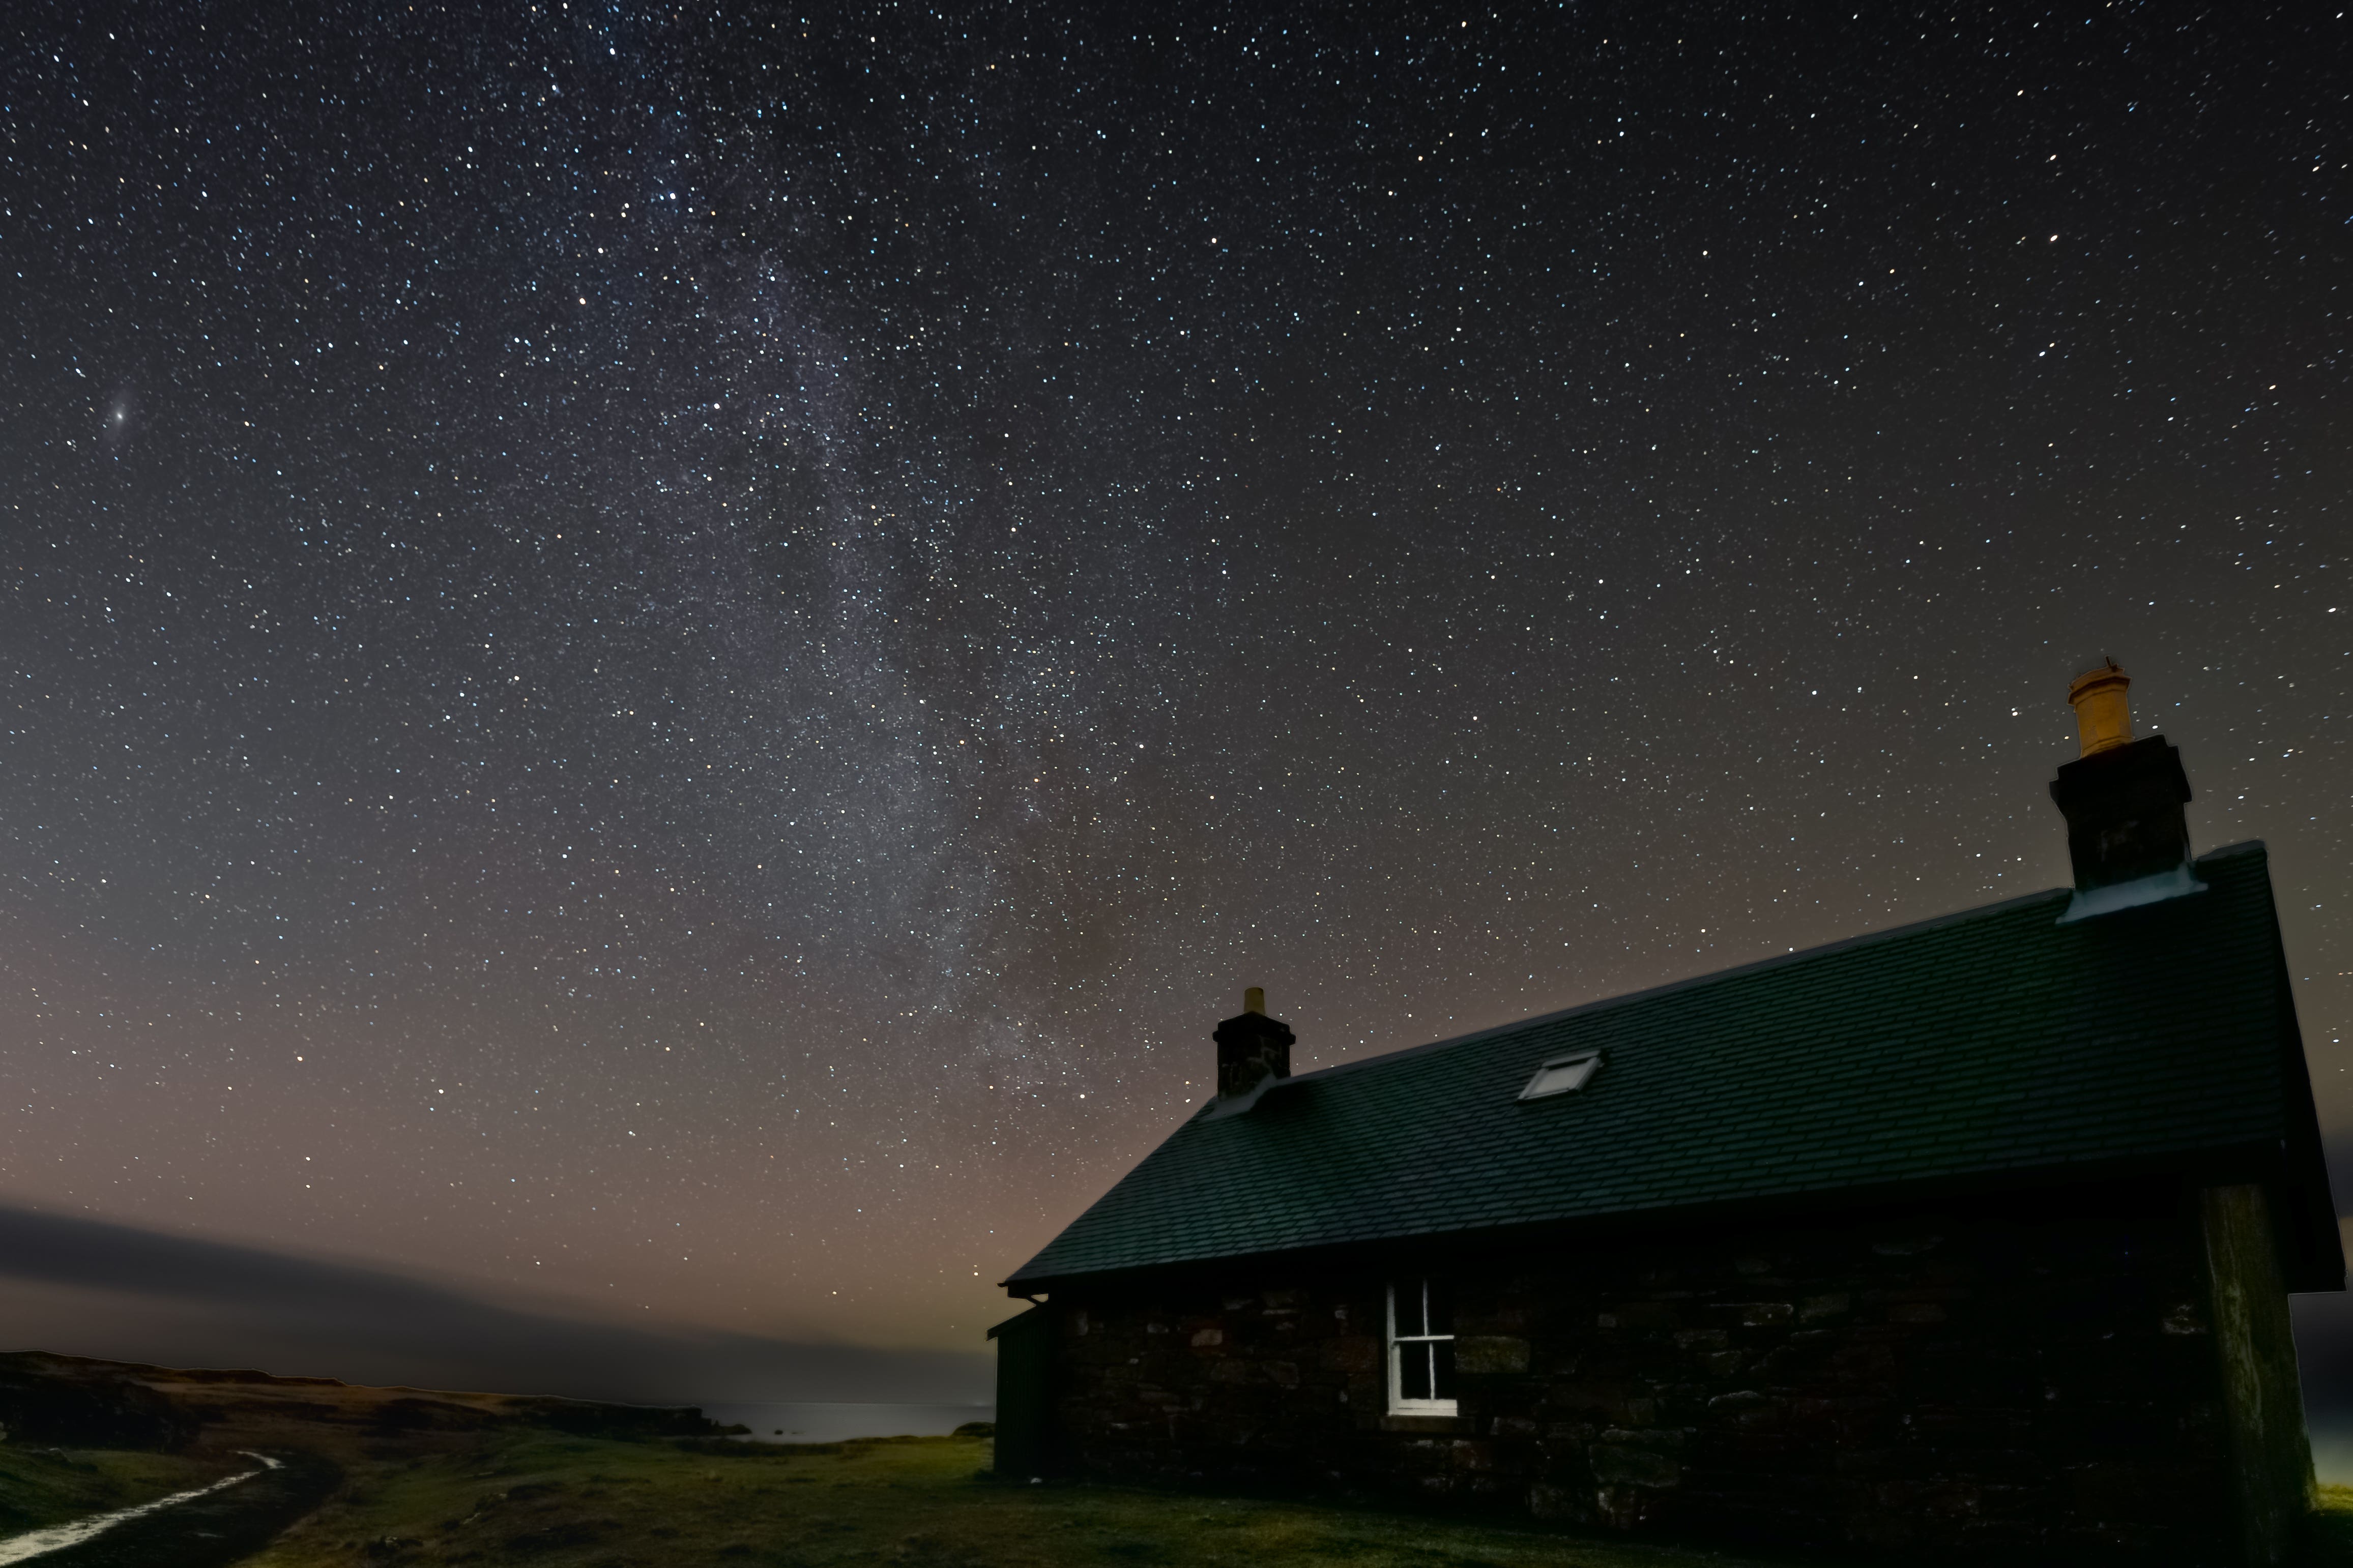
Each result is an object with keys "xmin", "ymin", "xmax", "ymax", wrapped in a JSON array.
[{"xmin": 991, "ymin": 664, "xmax": 2340, "ymax": 1564}]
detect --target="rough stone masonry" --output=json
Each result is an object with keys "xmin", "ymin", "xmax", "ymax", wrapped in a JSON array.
[{"xmin": 1047, "ymin": 1180, "xmax": 2239, "ymax": 1563}]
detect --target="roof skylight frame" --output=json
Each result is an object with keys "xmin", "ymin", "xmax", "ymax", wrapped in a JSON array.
[{"xmin": 1517, "ymin": 1050, "xmax": 1603, "ymax": 1102}]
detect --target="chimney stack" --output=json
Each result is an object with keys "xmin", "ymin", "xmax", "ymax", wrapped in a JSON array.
[
  {"xmin": 1214, "ymin": 988, "xmax": 1293, "ymax": 1100},
  {"xmin": 2047, "ymin": 661, "xmax": 2199, "ymax": 918}
]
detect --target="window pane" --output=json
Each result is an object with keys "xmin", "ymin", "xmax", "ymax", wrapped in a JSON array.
[
  {"xmin": 1431, "ymin": 1339, "xmax": 1457, "ymax": 1402},
  {"xmin": 1395, "ymin": 1282, "xmax": 1425, "ymax": 1339},
  {"xmin": 1399, "ymin": 1343, "xmax": 1433, "ymax": 1402},
  {"xmin": 1425, "ymin": 1279, "xmax": 1453, "ymax": 1337}
]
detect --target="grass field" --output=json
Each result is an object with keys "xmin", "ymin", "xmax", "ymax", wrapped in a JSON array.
[
  {"xmin": 237, "ymin": 1434, "xmax": 2353, "ymax": 1568},
  {"xmin": 0, "ymin": 1442, "xmax": 236, "ymax": 1535},
  {"xmin": 243, "ymin": 1431, "xmax": 1792, "ymax": 1568},
  {"xmin": 2313, "ymin": 1488, "xmax": 2353, "ymax": 1567},
  {"xmin": 14, "ymin": 1358, "xmax": 2353, "ymax": 1567}
]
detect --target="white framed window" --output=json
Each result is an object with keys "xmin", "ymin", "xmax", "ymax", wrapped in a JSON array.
[
  {"xmin": 1387, "ymin": 1278, "xmax": 1457, "ymax": 1415},
  {"xmin": 1518, "ymin": 1049, "xmax": 1602, "ymax": 1101}
]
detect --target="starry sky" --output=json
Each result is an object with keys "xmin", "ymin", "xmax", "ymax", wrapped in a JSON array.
[{"xmin": 2, "ymin": 3, "xmax": 2347, "ymax": 1400}]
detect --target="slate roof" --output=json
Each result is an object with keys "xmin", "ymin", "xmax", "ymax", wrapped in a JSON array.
[{"xmin": 1008, "ymin": 842, "xmax": 2339, "ymax": 1291}]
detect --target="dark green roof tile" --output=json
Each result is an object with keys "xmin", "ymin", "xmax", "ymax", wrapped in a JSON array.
[{"xmin": 1010, "ymin": 843, "xmax": 2337, "ymax": 1287}]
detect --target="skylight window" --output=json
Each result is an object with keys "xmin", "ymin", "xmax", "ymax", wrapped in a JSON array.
[{"xmin": 1518, "ymin": 1050, "xmax": 1602, "ymax": 1101}]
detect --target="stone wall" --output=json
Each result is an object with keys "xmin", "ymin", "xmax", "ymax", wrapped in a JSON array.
[
  {"xmin": 2201, "ymin": 1183, "xmax": 2318, "ymax": 1565},
  {"xmin": 1045, "ymin": 1181, "xmax": 2240, "ymax": 1563}
]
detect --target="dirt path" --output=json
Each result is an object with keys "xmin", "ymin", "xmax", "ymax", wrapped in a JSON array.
[{"xmin": 1, "ymin": 1453, "xmax": 339, "ymax": 1568}]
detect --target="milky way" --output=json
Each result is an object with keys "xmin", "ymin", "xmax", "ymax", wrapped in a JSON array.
[{"xmin": 2, "ymin": 4, "xmax": 2347, "ymax": 1373}]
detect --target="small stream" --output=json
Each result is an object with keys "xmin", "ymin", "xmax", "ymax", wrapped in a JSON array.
[{"xmin": 0, "ymin": 1453, "xmax": 280, "ymax": 1565}]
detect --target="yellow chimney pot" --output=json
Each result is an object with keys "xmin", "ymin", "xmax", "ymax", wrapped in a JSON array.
[
  {"xmin": 2067, "ymin": 660, "xmax": 2133, "ymax": 757},
  {"xmin": 1243, "ymin": 986, "xmax": 1266, "ymax": 1017}
]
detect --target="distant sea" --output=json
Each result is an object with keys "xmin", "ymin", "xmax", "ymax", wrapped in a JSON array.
[{"xmin": 697, "ymin": 1402, "xmax": 994, "ymax": 1443}]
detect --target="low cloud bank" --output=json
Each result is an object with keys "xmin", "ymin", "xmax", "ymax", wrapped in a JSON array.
[
  {"xmin": 0, "ymin": 1203, "xmax": 989, "ymax": 1406},
  {"xmin": 8, "ymin": 1148, "xmax": 2346, "ymax": 1425}
]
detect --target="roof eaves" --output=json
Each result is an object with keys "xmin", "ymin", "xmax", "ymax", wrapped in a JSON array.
[{"xmin": 1006, "ymin": 1134, "xmax": 2292, "ymax": 1291}]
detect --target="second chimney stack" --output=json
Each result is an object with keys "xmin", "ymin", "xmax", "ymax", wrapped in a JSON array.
[{"xmin": 1214, "ymin": 989, "xmax": 1293, "ymax": 1100}]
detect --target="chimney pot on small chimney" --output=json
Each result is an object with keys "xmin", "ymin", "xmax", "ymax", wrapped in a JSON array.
[
  {"xmin": 2067, "ymin": 658, "xmax": 2134, "ymax": 756},
  {"xmin": 2048, "ymin": 661, "xmax": 2200, "ymax": 920}
]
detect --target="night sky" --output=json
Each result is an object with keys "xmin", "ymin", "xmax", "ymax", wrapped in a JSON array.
[{"xmin": 3, "ymin": 3, "xmax": 2347, "ymax": 1401}]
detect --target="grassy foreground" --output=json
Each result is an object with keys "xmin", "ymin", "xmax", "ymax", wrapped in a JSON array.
[
  {"xmin": 245, "ymin": 1431, "xmax": 1785, "ymax": 1568},
  {"xmin": 241, "ymin": 1437, "xmax": 2353, "ymax": 1568},
  {"xmin": 2315, "ymin": 1488, "xmax": 2353, "ymax": 1566},
  {"xmin": 9, "ymin": 1353, "xmax": 2353, "ymax": 1568},
  {"xmin": 0, "ymin": 1443, "xmax": 236, "ymax": 1534},
  {"xmin": 2, "ymin": 1440, "xmax": 2351, "ymax": 1567}
]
